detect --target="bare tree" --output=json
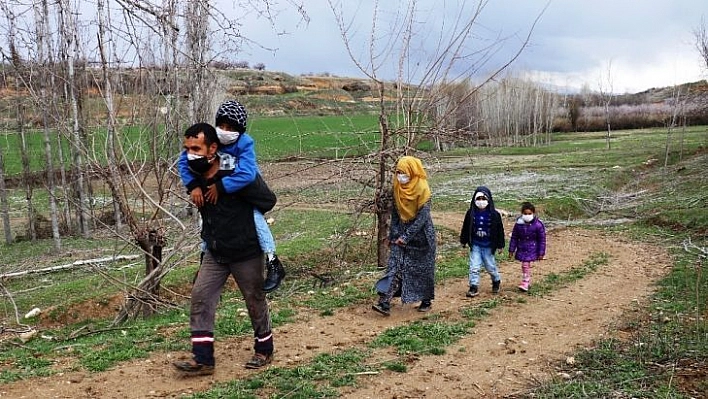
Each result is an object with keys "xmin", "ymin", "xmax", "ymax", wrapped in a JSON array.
[
  {"xmin": 598, "ymin": 61, "xmax": 614, "ymax": 150},
  {"xmin": 35, "ymin": 0, "xmax": 62, "ymax": 251},
  {"xmin": 57, "ymin": 0, "xmax": 91, "ymax": 237},
  {"xmin": 663, "ymin": 85, "xmax": 685, "ymax": 167},
  {"xmin": 694, "ymin": 16, "xmax": 708, "ymax": 72}
]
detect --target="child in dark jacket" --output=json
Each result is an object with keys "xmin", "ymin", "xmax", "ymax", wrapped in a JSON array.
[
  {"xmin": 460, "ymin": 186, "xmax": 505, "ymax": 297},
  {"xmin": 178, "ymin": 100, "xmax": 285, "ymax": 293},
  {"xmin": 508, "ymin": 202, "xmax": 546, "ymax": 292}
]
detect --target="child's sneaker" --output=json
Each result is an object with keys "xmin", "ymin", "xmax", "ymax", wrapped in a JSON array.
[
  {"xmin": 518, "ymin": 281, "xmax": 529, "ymax": 292},
  {"xmin": 492, "ymin": 280, "xmax": 501, "ymax": 294},
  {"xmin": 263, "ymin": 255, "xmax": 285, "ymax": 293},
  {"xmin": 371, "ymin": 301, "xmax": 391, "ymax": 316},
  {"xmin": 466, "ymin": 285, "xmax": 479, "ymax": 298}
]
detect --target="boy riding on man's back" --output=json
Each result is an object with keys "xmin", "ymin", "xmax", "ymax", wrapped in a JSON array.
[{"xmin": 178, "ymin": 100, "xmax": 285, "ymax": 292}]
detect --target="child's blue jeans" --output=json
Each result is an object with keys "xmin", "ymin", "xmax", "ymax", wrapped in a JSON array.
[
  {"xmin": 468, "ymin": 245, "xmax": 501, "ymax": 287},
  {"xmin": 253, "ymin": 209, "xmax": 276, "ymax": 254}
]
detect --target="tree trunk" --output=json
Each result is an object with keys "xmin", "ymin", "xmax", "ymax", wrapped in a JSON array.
[
  {"xmin": 18, "ymin": 104, "xmax": 37, "ymax": 241},
  {"xmin": 36, "ymin": 0, "xmax": 61, "ymax": 251},
  {"xmin": 375, "ymin": 81, "xmax": 392, "ymax": 269},
  {"xmin": 97, "ymin": 0, "xmax": 123, "ymax": 231},
  {"xmin": 0, "ymin": 147, "xmax": 12, "ymax": 244},
  {"xmin": 58, "ymin": 0, "xmax": 91, "ymax": 238}
]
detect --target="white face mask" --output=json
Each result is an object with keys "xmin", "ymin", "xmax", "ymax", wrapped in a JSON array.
[
  {"xmin": 216, "ymin": 127, "xmax": 240, "ymax": 145},
  {"xmin": 187, "ymin": 153, "xmax": 204, "ymax": 161},
  {"xmin": 396, "ymin": 173, "xmax": 411, "ymax": 185},
  {"xmin": 475, "ymin": 200, "xmax": 488, "ymax": 209},
  {"xmin": 521, "ymin": 214, "xmax": 534, "ymax": 223}
]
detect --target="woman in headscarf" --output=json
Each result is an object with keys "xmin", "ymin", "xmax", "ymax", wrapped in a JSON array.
[{"xmin": 372, "ymin": 156, "xmax": 437, "ymax": 315}]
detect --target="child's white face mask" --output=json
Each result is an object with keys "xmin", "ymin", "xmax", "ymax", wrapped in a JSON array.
[
  {"xmin": 216, "ymin": 127, "xmax": 240, "ymax": 145},
  {"xmin": 521, "ymin": 214, "xmax": 534, "ymax": 223}
]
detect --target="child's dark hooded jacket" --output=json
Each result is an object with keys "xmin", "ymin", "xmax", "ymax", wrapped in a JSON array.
[{"xmin": 459, "ymin": 186, "xmax": 505, "ymax": 251}]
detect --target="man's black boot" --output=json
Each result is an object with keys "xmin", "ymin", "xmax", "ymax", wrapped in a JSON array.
[{"xmin": 263, "ymin": 255, "xmax": 285, "ymax": 293}]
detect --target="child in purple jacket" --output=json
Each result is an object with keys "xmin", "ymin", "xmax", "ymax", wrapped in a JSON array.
[{"xmin": 508, "ymin": 202, "xmax": 546, "ymax": 292}]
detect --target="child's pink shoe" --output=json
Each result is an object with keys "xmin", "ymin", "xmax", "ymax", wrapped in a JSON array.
[{"xmin": 518, "ymin": 281, "xmax": 529, "ymax": 292}]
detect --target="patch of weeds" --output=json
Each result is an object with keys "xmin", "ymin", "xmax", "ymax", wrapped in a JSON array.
[
  {"xmin": 0, "ymin": 355, "xmax": 54, "ymax": 383},
  {"xmin": 383, "ymin": 361, "xmax": 407, "ymax": 373},
  {"xmin": 371, "ymin": 320, "xmax": 472, "ymax": 355},
  {"xmin": 531, "ymin": 252, "xmax": 609, "ymax": 296},
  {"xmin": 460, "ymin": 298, "xmax": 502, "ymax": 320},
  {"xmin": 215, "ymin": 304, "xmax": 296, "ymax": 336},
  {"xmin": 187, "ymin": 349, "xmax": 373, "ymax": 398},
  {"xmin": 299, "ymin": 283, "xmax": 372, "ymax": 312},
  {"xmin": 435, "ymin": 257, "xmax": 469, "ymax": 281}
]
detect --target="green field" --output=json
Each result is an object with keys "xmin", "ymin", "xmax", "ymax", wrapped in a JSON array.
[{"xmin": 0, "ymin": 119, "xmax": 706, "ymax": 398}]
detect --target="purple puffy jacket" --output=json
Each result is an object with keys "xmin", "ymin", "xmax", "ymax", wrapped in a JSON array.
[{"xmin": 508, "ymin": 216, "xmax": 546, "ymax": 262}]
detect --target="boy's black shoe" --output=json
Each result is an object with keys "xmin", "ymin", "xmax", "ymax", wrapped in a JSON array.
[
  {"xmin": 417, "ymin": 300, "xmax": 432, "ymax": 312},
  {"xmin": 263, "ymin": 255, "xmax": 285, "ymax": 293},
  {"xmin": 173, "ymin": 359, "xmax": 215, "ymax": 376},
  {"xmin": 371, "ymin": 301, "xmax": 391, "ymax": 316},
  {"xmin": 466, "ymin": 285, "xmax": 479, "ymax": 298},
  {"xmin": 492, "ymin": 279, "xmax": 501, "ymax": 294}
]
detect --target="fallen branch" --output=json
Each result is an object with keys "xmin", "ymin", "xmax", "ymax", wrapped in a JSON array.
[{"xmin": 0, "ymin": 254, "xmax": 141, "ymax": 280}]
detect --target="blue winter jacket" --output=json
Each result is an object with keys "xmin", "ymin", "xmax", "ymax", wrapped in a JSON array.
[
  {"xmin": 178, "ymin": 133, "xmax": 259, "ymax": 195},
  {"xmin": 459, "ymin": 186, "xmax": 505, "ymax": 251}
]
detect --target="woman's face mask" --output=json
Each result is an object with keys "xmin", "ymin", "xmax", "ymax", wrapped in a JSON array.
[
  {"xmin": 396, "ymin": 173, "xmax": 411, "ymax": 185},
  {"xmin": 475, "ymin": 200, "xmax": 488, "ymax": 209},
  {"xmin": 216, "ymin": 127, "xmax": 240, "ymax": 145},
  {"xmin": 521, "ymin": 214, "xmax": 534, "ymax": 223}
]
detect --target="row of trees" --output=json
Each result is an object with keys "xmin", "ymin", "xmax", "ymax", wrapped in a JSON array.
[{"xmin": 0, "ymin": 0, "xmax": 309, "ymax": 320}]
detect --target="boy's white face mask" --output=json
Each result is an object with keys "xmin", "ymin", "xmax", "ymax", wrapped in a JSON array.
[{"xmin": 216, "ymin": 127, "xmax": 240, "ymax": 145}]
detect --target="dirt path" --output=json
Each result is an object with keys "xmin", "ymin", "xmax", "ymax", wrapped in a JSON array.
[{"xmin": 0, "ymin": 215, "xmax": 670, "ymax": 399}]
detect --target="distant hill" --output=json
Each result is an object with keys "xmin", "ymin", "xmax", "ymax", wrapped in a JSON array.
[{"xmin": 218, "ymin": 68, "xmax": 708, "ymax": 110}]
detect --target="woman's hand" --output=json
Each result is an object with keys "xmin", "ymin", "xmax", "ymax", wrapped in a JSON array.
[{"xmin": 394, "ymin": 237, "xmax": 406, "ymax": 246}]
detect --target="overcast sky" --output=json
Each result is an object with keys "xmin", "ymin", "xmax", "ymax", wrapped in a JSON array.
[{"xmin": 230, "ymin": 0, "xmax": 707, "ymax": 94}]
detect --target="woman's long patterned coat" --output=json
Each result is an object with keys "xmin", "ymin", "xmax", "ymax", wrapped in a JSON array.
[{"xmin": 375, "ymin": 201, "xmax": 436, "ymax": 303}]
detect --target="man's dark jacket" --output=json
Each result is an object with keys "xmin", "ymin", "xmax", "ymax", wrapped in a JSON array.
[{"xmin": 199, "ymin": 174, "xmax": 276, "ymax": 263}]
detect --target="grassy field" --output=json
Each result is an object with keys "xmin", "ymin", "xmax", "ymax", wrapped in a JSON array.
[{"xmin": 0, "ymin": 121, "xmax": 706, "ymax": 397}]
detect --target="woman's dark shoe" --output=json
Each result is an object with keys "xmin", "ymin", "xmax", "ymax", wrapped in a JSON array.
[
  {"xmin": 263, "ymin": 255, "xmax": 285, "ymax": 292},
  {"xmin": 417, "ymin": 300, "xmax": 432, "ymax": 312},
  {"xmin": 244, "ymin": 353, "xmax": 273, "ymax": 369},
  {"xmin": 173, "ymin": 359, "xmax": 215, "ymax": 376},
  {"xmin": 371, "ymin": 301, "xmax": 391, "ymax": 316}
]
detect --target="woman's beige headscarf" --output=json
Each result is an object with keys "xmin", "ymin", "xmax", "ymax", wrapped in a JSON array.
[{"xmin": 393, "ymin": 156, "xmax": 431, "ymax": 222}]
